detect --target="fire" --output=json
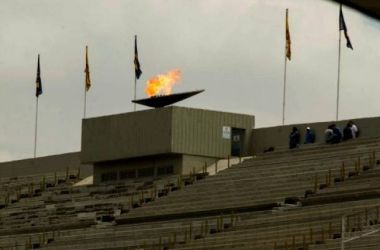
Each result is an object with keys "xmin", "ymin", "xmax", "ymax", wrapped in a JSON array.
[{"xmin": 145, "ymin": 69, "xmax": 181, "ymax": 97}]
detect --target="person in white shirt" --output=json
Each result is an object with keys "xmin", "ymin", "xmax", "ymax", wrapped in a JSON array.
[
  {"xmin": 349, "ymin": 120, "xmax": 358, "ymax": 138},
  {"xmin": 324, "ymin": 125, "xmax": 334, "ymax": 143}
]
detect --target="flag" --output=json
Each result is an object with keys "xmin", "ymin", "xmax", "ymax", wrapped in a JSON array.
[
  {"xmin": 36, "ymin": 54, "xmax": 42, "ymax": 97},
  {"xmin": 85, "ymin": 46, "xmax": 91, "ymax": 91},
  {"xmin": 285, "ymin": 9, "xmax": 291, "ymax": 60},
  {"xmin": 134, "ymin": 35, "xmax": 142, "ymax": 79},
  {"xmin": 340, "ymin": 4, "xmax": 353, "ymax": 50}
]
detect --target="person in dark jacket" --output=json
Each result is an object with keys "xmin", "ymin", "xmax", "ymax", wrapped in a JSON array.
[
  {"xmin": 289, "ymin": 127, "xmax": 300, "ymax": 149},
  {"xmin": 304, "ymin": 127, "xmax": 315, "ymax": 144},
  {"xmin": 331, "ymin": 124, "xmax": 342, "ymax": 144},
  {"xmin": 343, "ymin": 123, "xmax": 353, "ymax": 141}
]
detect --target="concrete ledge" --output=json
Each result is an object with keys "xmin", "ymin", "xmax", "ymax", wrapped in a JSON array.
[
  {"xmin": 116, "ymin": 203, "xmax": 278, "ymax": 225},
  {"xmin": 302, "ymin": 190, "xmax": 380, "ymax": 206},
  {"xmin": 0, "ymin": 152, "xmax": 92, "ymax": 179},
  {"xmin": 0, "ymin": 220, "xmax": 95, "ymax": 236}
]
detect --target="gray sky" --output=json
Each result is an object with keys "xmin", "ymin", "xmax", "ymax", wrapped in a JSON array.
[{"xmin": 1, "ymin": 0, "xmax": 379, "ymax": 161}]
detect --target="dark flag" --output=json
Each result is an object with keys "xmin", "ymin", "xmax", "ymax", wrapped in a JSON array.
[
  {"xmin": 36, "ymin": 55, "xmax": 43, "ymax": 97},
  {"xmin": 339, "ymin": 4, "xmax": 353, "ymax": 50},
  {"xmin": 134, "ymin": 35, "xmax": 142, "ymax": 79}
]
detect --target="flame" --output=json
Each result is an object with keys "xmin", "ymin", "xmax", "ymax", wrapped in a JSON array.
[{"xmin": 146, "ymin": 69, "xmax": 181, "ymax": 97}]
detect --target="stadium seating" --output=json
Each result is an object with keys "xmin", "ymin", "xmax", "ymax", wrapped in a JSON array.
[{"xmin": 2, "ymin": 136, "xmax": 380, "ymax": 249}]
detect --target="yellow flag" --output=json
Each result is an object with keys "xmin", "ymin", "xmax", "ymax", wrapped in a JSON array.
[
  {"xmin": 286, "ymin": 9, "xmax": 291, "ymax": 60},
  {"xmin": 85, "ymin": 46, "xmax": 91, "ymax": 91}
]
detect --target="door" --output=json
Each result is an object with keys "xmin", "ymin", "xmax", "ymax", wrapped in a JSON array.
[{"xmin": 231, "ymin": 128, "xmax": 245, "ymax": 157}]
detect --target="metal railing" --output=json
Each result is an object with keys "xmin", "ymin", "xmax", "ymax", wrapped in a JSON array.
[{"xmin": 341, "ymin": 206, "xmax": 380, "ymax": 250}]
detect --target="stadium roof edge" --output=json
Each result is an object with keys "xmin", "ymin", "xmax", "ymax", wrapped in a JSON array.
[{"xmin": 330, "ymin": 0, "xmax": 380, "ymax": 21}]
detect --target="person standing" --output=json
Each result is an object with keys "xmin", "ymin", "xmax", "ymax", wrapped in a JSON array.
[{"xmin": 289, "ymin": 127, "xmax": 300, "ymax": 149}]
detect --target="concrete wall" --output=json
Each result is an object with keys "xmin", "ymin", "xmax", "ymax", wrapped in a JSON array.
[
  {"xmin": 93, "ymin": 154, "xmax": 183, "ymax": 184},
  {"xmin": 0, "ymin": 152, "xmax": 92, "ymax": 178},
  {"xmin": 252, "ymin": 117, "xmax": 380, "ymax": 154},
  {"xmin": 82, "ymin": 106, "xmax": 255, "ymax": 164},
  {"xmin": 81, "ymin": 108, "xmax": 172, "ymax": 164},
  {"xmin": 171, "ymin": 107, "xmax": 255, "ymax": 158},
  {"xmin": 182, "ymin": 154, "xmax": 218, "ymax": 175},
  {"xmin": 93, "ymin": 154, "xmax": 219, "ymax": 184}
]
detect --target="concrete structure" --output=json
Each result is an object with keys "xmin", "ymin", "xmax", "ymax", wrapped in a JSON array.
[
  {"xmin": 0, "ymin": 152, "xmax": 92, "ymax": 178},
  {"xmin": 81, "ymin": 106, "xmax": 255, "ymax": 184},
  {"xmin": 252, "ymin": 116, "xmax": 380, "ymax": 154},
  {"xmin": 3, "ymin": 110, "xmax": 380, "ymax": 185}
]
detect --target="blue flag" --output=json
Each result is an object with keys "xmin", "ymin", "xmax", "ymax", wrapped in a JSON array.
[
  {"xmin": 36, "ymin": 55, "xmax": 43, "ymax": 97},
  {"xmin": 134, "ymin": 36, "xmax": 142, "ymax": 79},
  {"xmin": 340, "ymin": 4, "xmax": 353, "ymax": 50}
]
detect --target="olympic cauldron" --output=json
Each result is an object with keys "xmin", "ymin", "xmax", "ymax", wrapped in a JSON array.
[{"xmin": 132, "ymin": 89, "xmax": 205, "ymax": 108}]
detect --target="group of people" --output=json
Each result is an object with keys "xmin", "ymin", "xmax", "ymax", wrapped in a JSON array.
[
  {"xmin": 289, "ymin": 126, "xmax": 315, "ymax": 149},
  {"xmin": 324, "ymin": 120, "xmax": 358, "ymax": 144},
  {"xmin": 288, "ymin": 121, "xmax": 359, "ymax": 149}
]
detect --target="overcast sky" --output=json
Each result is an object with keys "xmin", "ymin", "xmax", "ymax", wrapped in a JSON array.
[{"xmin": 0, "ymin": 0, "xmax": 379, "ymax": 161}]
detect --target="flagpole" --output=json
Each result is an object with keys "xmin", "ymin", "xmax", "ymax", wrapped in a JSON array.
[
  {"xmin": 84, "ymin": 85, "xmax": 87, "ymax": 118},
  {"xmin": 282, "ymin": 9, "xmax": 289, "ymax": 126},
  {"xmin": 134, "ymin": 75, "xmax": 137, "ymax": 111},
  {"xmin": 282, "ymin": 49, "xmax": 288, "ymax": 126},
  {"xmin": 34, "ymin": 97, "xmax": 39, "ymax": 158},
  {"xmin": 336, "ymin": 30, "xmax": 342, "ymax": 121}
]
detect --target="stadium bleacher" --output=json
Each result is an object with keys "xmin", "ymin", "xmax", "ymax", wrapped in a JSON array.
[{"xmin": 1, "ymin": 136, "xmax": 380, "ymax": 249}]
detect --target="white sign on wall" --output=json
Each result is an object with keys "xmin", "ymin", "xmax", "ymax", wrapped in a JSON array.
[{"xmin": 222, "ymin": 126, "xmax": 231, "ymax": 139}]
